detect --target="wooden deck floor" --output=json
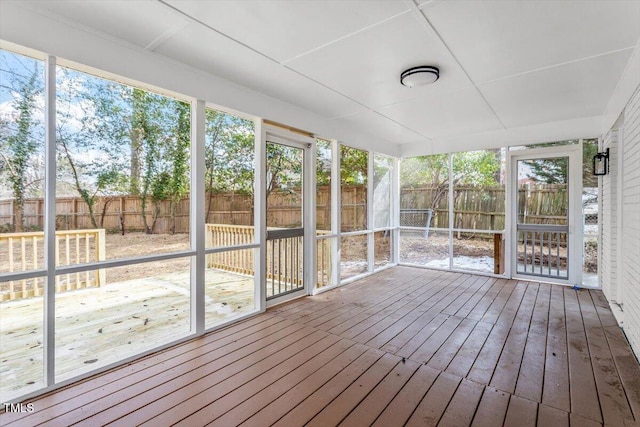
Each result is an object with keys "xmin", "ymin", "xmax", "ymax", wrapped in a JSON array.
[{"xmin": 2, "ymin": 267, "xmax": 639, "ymax": 426}]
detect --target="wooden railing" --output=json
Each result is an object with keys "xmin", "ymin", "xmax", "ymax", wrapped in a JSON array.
[
  {"xmin": 0, "ymin": 229, "xmax": 106, "ymax": 301},
  {"xmin": 205, "ymin": 224, "xmax": 332, "ymax": 288}
]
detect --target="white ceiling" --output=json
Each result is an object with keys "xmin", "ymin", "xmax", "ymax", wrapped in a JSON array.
[{"xmin": 4, "ymin": 0, "xmax": 640, "ymax": 155}]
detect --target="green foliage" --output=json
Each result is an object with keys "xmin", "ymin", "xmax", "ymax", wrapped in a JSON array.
[
  {"xmin": 340, "ymin": 145, "xmax": 368, "ymax": 186},
  {"xmin": 205, "ymin": 109, "xmax": 254, "ymax": 195},
  {"xmin": 0, "ymin": 51, "xmax": 44, "ymax": 231},
  {"xmin": 400, "ymin": 154, "xmax": 449, "ymax": 187},
  {"xmin": 401, "ymin": 151, "xmax": 501, "ymax": 189},
  {"xmin": 315, "ymin": 139, "xmax": 332, "ymax": 187},
  {"xmin": 452, "ymin": 150, "xmax": 501, "ymax": 187}
]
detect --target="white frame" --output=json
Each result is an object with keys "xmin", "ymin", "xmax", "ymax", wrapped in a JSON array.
[
  {"xmin": 506, "ymin": 145, "xmax": 582, "ymax": 285},
  {"xmin": 264, "ymin": 126, "xmax": 316, "ymax": 307}
]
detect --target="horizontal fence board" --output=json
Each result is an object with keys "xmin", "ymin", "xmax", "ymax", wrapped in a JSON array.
[{"xmin": 0, "ymin": 184, "xmax": 570, "ymax": 234}]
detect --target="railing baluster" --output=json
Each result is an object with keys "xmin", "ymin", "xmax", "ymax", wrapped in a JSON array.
[
  {"xmin": 556, "ymin": 232, "xmax": 560, "ymax": 277},
  {"xmin": 523, "ymin": 231, "xmax": 527, "ymax": 273},
  {"xmin": 33, "ymin": 236, "xmax": 39, "ymax": 296},
  {"xmin": 284, "ymin": 237, "xmax": 289, "ymax": 292},
  {"xmin": 278, "ymin": 239, "xmax": 282, "ymax": 295},
  {"xmin": 75, "ymin": 234, "xmax": 80, "ymax": 289},
  {"xmin": 271, "ymin": 239, "xmax": 275, "ymax": 298},
  {"xmin": 21, "ymin": 237, "xmax": 27, "ymax": 297},
  {"xmin": 547, "ymin": 232, "xmax": 552, "ymax": 276}
]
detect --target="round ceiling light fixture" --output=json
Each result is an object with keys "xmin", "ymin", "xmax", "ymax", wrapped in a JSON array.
[{"xmin": 400, "ymin": 65, "xmax": 440, "ymax": 87}]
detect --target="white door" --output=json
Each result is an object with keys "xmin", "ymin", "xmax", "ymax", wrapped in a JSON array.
[
  {"xmin": 264, "ymin": 132, "xmax": 315, "ymax": 306},
  {"xmin": 507, "ymin": 146, "xmax": 582, "ymax": 285}
]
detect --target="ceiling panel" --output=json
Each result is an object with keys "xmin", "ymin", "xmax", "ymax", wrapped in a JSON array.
[
  {"xmin": 330, "ymin": 110, "xmax": 428, "ymax": 145},
  {"xmin": 378, "ymin": 86, "xmax": 503, "ymax": 138},
  {"xmin": 479, "ymin": 49, "xmax": 633, "ymax": 128},
  {"xmin": 24, "ymin": 0, "xmax": 187, "ymax": 49},
  {"xmin": 164, "ymin": 0, "xmax": 410, "ymax": 63},
  {"xmin": 287, "ymin": 12, "xmax": 472, "ymax": 109},
  {"xmin": 154, "ymin": 23, "xmax": 364, "ymax": 119},
  {"xmin": 423, "ymin": 0, "xmax": 640, "ymax": 83}
]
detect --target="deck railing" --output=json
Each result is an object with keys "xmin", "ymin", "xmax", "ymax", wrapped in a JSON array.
[
  {"xmin": 205, "ymin": 224, "xmax": 332, "ymax": 288},
  {"xmin": 0, "ymin": 229, "xmax": 106, "ymax": 301}
]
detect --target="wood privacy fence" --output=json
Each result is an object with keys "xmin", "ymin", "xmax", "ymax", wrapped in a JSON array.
[
  {"xmin": 0, "ymin": 229, "xmax": 105, "ymax": 301},
  {"xmin": 0, "ymin": 184, "xmax": 569, "ymax": 234}
]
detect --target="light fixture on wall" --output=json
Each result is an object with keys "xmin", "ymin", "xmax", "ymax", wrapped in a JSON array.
[
  {"xmin": 592, "ymin": 148, "xmax": 609, "ymax": 176},
  {"xmin": 400, "ymin": 66, "xmax": 439, "ymax": 87}
]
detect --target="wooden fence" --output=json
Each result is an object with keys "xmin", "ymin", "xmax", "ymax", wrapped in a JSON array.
[
  {"xmin": 0, "ymin": 229, "xmax": 105, "ymax": 301},
  {"xmin": 0, "ymin": 184, "xmax": 568, "ymax": 234}
]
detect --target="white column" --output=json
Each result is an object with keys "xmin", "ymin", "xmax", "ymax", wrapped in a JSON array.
[
  {"xmin": 305, "ymin": 141, "xmax": 317, "ymax": 294},
  {"xmin": 448, "ymin": 153, "xmax": 454, "ymax": 269},
  {"xmin": 44, "ymin": 55, "xmax": 57, "ymax": 386},
  {"xmin": 331, "ymin": 140, "xmax": 340, "ymax": 286},
  {"xmin": 392, "ymin": 157, "xmax": 400, "ymax": 264},
  {"xmin": 190, "ymin": 100, "xmax": 205, "ymax": 335},
  {"xmin": 254, "ymin": 119, "xmax": 266, "ymax": 311},
  {"xmin": 367, "ymin": 152, "xmax": 374, "ymax": 272}
]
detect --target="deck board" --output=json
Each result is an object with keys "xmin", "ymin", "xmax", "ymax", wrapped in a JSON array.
[{"xmin": 2, "ymin": 266, "xmax": 639, "ymax": 427}]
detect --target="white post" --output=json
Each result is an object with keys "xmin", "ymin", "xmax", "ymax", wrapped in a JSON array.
[
  {"xmin": 191, "ymin": 100, "xmax": 205, "ymax": 335},
  {"xmin": 44, "ymin": 55, "xmax": 57, "ymax": 387},
  {"xmin": 254, "ymin": 119, "xmax": 266, "ymax": 311},
  {"xmin": 505, "ymin": 151, "xmax": 513, "ymax": 279},
  {"xmin": 305, "ymin": 141, "xmax": 317, "ymax": 294},
  {"xmin": 448, "ymin": 153, "xmax": 454, "ymax": 269},
  {"xmin": 392, "ymin": 157, "xmax": 400, "ymax": 264},
  {"xmin": 367, "ymin": 151, "xmax": 374, "ymax": 272},
  {"xmin": 331, "ymin": 140, "xmax": 341, "ymax": 287}
]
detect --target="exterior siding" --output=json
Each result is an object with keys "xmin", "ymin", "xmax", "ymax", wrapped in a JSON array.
[
  {"xmin": 621, "ymin": 85, "xmax": 640, "ymax": 354},
  {"xmin": 601, "ymin": 128, "xmax": 618, "ymax": 301}
]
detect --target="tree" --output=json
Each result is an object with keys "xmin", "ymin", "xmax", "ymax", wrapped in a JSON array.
[
  {"xmin": 204, "ymin": 109, "xmax": 254, "ymax": 222},
  {"xmin": 55, "ymin": 67, "xmax": 132, "ymax": 229},
  {"xmin": 165, "ymin": 100, "xmax": 190, "ymax": 234},
  {"xmin": 0, "ymin": 53, "xmax": 43, "ymax": 231},
  {"xmin": 524, "ymin": 140, "xmax": 598, "ymax": 186},
  {"xmin": 339, "ymin": 145, "xmax": 368, "ymax": 186},
  {"xmin": 400, "ymin": 151, "xmax": 503, "ymax": 228}
]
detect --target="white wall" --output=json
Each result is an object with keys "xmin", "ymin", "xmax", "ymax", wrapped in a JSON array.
[
  {"xmin": 620, "ymin": 85, "xmax": 640, "ymax": 355},
  {"xmin": 601, "ymin": 125, "xmax": 619, "ymax": 301},
  {"xmin": 602, "ymin": 84, "xmax": 640, "ymax": 358}
]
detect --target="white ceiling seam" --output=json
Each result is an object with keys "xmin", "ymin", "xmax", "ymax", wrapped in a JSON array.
[
  {"xmin": 0, "ymin": 1, "xmax": 398, "ymax": 155},
  {"xmin": 404, "ymin": 0, "xmax": 507, "ymax": 131},
  {"xmin": 2, "ymin": 0, "xmax": 639, "ymax": 155},
  {"xmin": 156, "ymin": 0, "xmax": 379, "ymax": 122},
  {"xmin": 280, "ymin": 10, "xmax": 413, "ymax": 65},
  {"xmin": 144, "ymin": 20, "xmax": 190, "ymax": 52}
]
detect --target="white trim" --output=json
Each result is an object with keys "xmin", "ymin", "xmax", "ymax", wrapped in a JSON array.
[
  {"xmin": 305, "ymin": 139, "xmax": 317, "ymax": 296},
  {"xmin": 448, "ymin": 153, "xmax": 454, "ymax": 270},
  {"xmin": 205, "ymin": 244, "xmax": 260, "ymax": 254},
  {"xmin": 266, "ymin": 289, "xmax": 307, "ymax": 308},
  {"xmin": 255, "ymin": 119, "xmax": 266, "ymax": 312},
  {"xmin": 507, "ymin": 145, "xmax": 582, "ymax": 285},
  {"xmin": 331, "ymin": 139, "xmax": 341, "ymax": 288},
  {"xmin": 191, "ymin": 99, "xmax": 206, "ymax": 336},
  {"xmin": 44, "ymin": 54, "xmax": 56, "ymax": 388},
  {"xmin": 392, "ymin": 157, "xmax": 400, "ymax": 264},
  {"xmin": 53, "ymin": 251, "xmax": 196, "ymax": 275},
  {"xmin": 264, "ymin": 128, "xmax": 314, "ymax": 305},
  {"xmin": 367, "ymin": 151, "xmax": 375, "ymax": 273}
]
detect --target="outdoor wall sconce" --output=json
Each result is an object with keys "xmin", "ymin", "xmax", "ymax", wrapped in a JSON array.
[{"xmin": 593, "ymin": 148, "xmax": 609, "ymax": 176}]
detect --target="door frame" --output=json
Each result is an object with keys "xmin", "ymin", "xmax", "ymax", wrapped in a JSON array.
[
  {"xmin": 506, "ymin": 144, "xmax": 582, "ymax": 285},
  {"xmin": 263, "ymin": 127, "xmax": 316, "ymax": 307}
]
